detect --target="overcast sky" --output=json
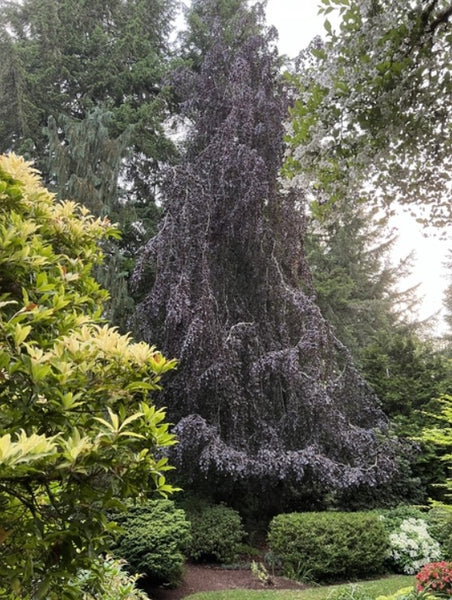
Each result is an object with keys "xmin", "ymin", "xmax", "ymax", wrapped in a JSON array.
[{"xmin": 265, "ymin": 0, "xmax": 325, "ymax": 56}]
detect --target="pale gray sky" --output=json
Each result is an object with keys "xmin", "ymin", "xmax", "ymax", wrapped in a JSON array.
[{"xmin": 266, "ymin": 0, "xmax": 325, "ymax": 56}]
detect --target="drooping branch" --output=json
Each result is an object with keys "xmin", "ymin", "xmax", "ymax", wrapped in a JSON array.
[{"xmin": 131, "ymin": 1, "xmax": 403, "ymax": 506}]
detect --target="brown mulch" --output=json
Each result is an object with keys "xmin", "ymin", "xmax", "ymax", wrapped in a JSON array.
[{"xmin": 143, "ymin": 563, "xmax": 307, "ymax": 600}]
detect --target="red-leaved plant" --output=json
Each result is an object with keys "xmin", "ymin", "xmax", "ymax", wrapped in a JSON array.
[{"xmin": 416, "ymin": 561, "xmax": 452, "ymax": 596}]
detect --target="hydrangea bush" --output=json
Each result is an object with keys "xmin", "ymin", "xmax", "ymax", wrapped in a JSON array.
[{"xmin": 388, "ymin": 518, "xmax": 442, "ymax": 574}]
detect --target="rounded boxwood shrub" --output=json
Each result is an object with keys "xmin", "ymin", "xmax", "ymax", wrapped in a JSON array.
[
  {"xmin": 268, "ymin": 511, "xmax": 388, "ymax": 581},
  {"xmin": 112, "ymin": 499, "xmax": 191, "ymax": 586},
  {"xmin": 187, "ymin": 503, "xmax": 245, "ymax": 564}
]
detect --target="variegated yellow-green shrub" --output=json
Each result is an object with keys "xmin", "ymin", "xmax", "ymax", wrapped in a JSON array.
[{"xmin": 0, "ymin": 154, "xmax": 178, "ymax": 599}]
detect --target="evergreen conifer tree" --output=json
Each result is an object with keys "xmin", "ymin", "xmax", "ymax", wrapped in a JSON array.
[
  {"xmin": 0, "ymin": 0, "xmax": 177, "ymax": 329},
  {"xmin": 305, "ymin": 199, "xmax": 419, "ymax": 360}
]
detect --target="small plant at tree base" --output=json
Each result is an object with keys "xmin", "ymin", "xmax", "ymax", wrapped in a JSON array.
[
  {"xmin": 251, "ymin": 561, "xmax": 274, "ymax": 587},
  {"xmin": 416, "ymin": 561, "xmax": 452, "ymax": 597},
  {"xmin": 388, "ymin": 518, "xmax": 442, "ymax": 574},
  {"xmin": 328, "ymin": 584, "xmax": 374, "ymax": 600}
]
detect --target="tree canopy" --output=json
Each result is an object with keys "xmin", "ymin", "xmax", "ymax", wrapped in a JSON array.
[
  {"xmin": 0, "ymin": 0, "xmax": 177, "ymax": 203},
  {"xmin": 284, "ymin": 0, "xmax": 452, "ymax": 227},
  {"xmin": 131, "ymin": 0, "xmax": 402, "ymax": 510},
  {"xmin": 0, "ymin": 154, "xmax": 176, "ymax": 598}
]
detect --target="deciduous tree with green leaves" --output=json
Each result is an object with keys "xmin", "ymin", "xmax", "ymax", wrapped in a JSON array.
[
  {"xmin": 0, "ymin": 154, "xmax": 177, "ymax": 599},
  {"xmin": 285, "ymin": 0, "xmax": 452, "ymax": 227}
]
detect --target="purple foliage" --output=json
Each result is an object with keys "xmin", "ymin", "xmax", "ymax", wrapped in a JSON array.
[{"xmin": 131, "ymin": 1, "xmax": 401, "ymax": 498}]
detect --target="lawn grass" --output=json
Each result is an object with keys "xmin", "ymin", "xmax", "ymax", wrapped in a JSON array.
[{"xmin": 185, "ymin": 575, "xmax": 414, "ymax": 600}]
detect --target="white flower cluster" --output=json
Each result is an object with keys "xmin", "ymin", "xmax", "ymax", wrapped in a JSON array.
[{"xmin": 389, "ymin": 518, "xmax": 442, "ymax": 575}]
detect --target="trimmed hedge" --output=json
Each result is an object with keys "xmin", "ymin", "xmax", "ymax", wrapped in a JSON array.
[
  {"xmin": 187, "ymin": 503, "xmax": 244, "ymax": 564},
  {"xmin": 268, "ymin": 511, "xmax": 388, "ymax": 581},
  {"xmin": 112, "ymin": 499, "xmax": 191, "ymax": 586}
]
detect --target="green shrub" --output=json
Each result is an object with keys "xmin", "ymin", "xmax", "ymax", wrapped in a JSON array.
[
  {"xmin": 66, "ymin": 557, "xmax": 149, "ymax": 599},
  {"xmin": 267, "ymin": 511, "xmax": 388, "ymax": 581},
  {"xmin": 0, "ymin": 153, "xmax": 177, "ymax": 598},
  {"xmin": 378, "ymin": 506, "xmax": 428, "ymax": 534},
  {"xmin": 378, "ymin": 507, "xmax": 444, "ymax": 573},
  {"xmin": 386, "ymin": 518, "xmax": 442, "ymax": 574},
  {"xmin": 427, "ymin": 505, "xmax": 452, "ymax": 557},
  {"xmin": 187, "ymin": 503, "xmax": 245, "ymax": 564},
  {"xmin": 112, "ymin": 500, "xmax": 191, "ymax": 587}
]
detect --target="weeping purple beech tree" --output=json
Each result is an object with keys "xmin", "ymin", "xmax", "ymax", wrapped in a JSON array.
[{"xmin": 131, "ymin": 0, "xmax": 402, "ymax": 507}]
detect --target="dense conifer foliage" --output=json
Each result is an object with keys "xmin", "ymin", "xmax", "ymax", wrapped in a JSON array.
[
  {"xmin": 131, "ymin": 0, "xmax": 402, "ymax": 507},
  {"xmin": 0, "ymin": 0, "xmax": 177, "ymax": 329}
]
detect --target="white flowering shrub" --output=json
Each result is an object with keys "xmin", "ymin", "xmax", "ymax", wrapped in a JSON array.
[{"xmin": 388, "ymin": 518, "xmax": 442, "ymax": 575}]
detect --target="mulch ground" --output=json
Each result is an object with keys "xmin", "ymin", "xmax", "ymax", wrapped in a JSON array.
[{"xmin": 143, "ymin": 563, "xmax": 308, "ymax": 600}]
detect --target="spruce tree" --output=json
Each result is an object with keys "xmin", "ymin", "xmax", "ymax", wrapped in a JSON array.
[
  {"xmin": 0, "ymin": 0, "xmax": 176, "ymax": 329},
  {"xmin": 305, "ymin": 199, "xmax": 419, "ymax": 360},
  {"xmin": 131, "ymin": 0, "xmax": 402, "ymax": 509},
  {"xmin": 443, "ymin": 251, "xmax": 452, "ymax": 343}
]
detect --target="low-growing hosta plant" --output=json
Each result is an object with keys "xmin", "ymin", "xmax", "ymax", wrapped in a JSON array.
[
  {"xmin": 376, "ymin": 586, "xmax": 431, "ymax": 600},
  {"xmin": 0, "ymin": 154, "xmax": 177, "ymax": 599},
  {"xmin": 387, "ymin": 518, "xmax": 442, "ymax": 575}
]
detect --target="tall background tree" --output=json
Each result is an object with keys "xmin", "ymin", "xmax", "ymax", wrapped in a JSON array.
[
  {"xmin": 305, "ymin": 198, "xmax": 418, "ymax": 360},
  {"xmin": 443, "ymin": 250, "xmax": 452, "ymax": 345},
  {"xmin": 131, "ymin": 0, "xmax": 403, "ymax": 514},
  {"xmin": 304, "ymin": 195, "xmax": 452, "ymax": 503},
  {"xmin": 0, "ymin": 0, "xmax": 177, "ymax": 329}
]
